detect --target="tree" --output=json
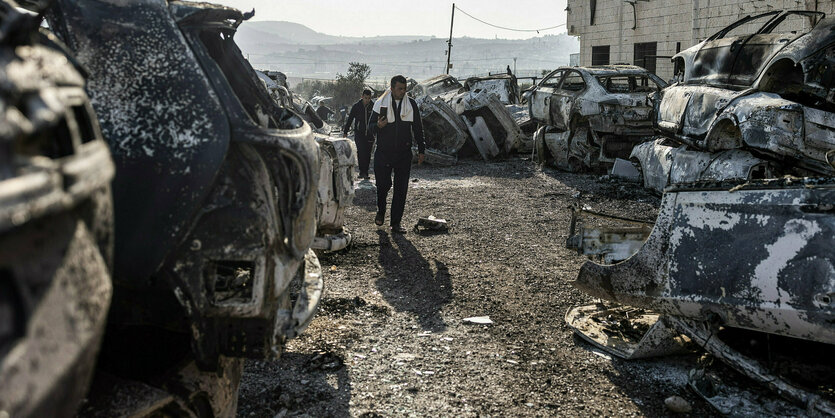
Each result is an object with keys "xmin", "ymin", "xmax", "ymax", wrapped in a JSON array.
[
  {"xmin": 295, "ymin": 63, "xmax": 372, "ymax": 117},
  {"xmin": 332, "ymin": 62, "xmax": 371, "ymax": 110}
]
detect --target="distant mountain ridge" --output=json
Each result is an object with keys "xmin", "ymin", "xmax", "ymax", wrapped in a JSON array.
[
  {"xmin": 235, "ymin": 20, "xmax": 579, "ymax": 81},
  {"xmin": 241, "ymin": 21, "xmax": 436, "ymax": 45}
]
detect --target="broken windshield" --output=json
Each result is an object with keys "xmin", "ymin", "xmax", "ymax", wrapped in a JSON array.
[{"xmin": 595, "ymin": 75, "xmax": 661, "ymax": 93}]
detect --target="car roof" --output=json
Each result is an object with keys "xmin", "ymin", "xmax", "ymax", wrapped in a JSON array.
[
  {"xmin": 559, "ymin": 65, "xmax": 650, "ymax": 76},
  {"xmin": 419, "ymin": 74, "xmax": 460, "ymax": 86}
]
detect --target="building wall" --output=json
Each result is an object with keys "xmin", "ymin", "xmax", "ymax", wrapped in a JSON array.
[{"xmin": 566, "ymin": 0, "xmax": 834, "ymax": 81}]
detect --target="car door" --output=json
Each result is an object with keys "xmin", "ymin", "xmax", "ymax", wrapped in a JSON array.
[
  {"xmin": 529, "ymin": 69, "xmax": 564, "ymax": 125},
  {"xmin": 551, "ymin": 70, "xmax": 586, "ymax": 130}
]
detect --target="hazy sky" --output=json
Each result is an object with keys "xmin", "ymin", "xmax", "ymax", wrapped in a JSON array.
[{"xmin": 213, "ymin": 0, "xmax": 569, "ymax": 40}]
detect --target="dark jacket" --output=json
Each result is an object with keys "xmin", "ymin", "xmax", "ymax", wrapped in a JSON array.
[
  {"xmin": 369, "ymin": 97, "xmax": 425, "ymax": 163},
  {"xmin": 343, "ymin": 99, "xmax": 374, "ymax": 137}
]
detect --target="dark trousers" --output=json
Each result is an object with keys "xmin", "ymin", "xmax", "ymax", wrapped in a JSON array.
[
  {"xmin": 374, "ymin": 153, "xmax": 411, "ymax": 227},
  {"xmin": 354, "ymin": 133, "xmax": 373, "ymax": 177}
]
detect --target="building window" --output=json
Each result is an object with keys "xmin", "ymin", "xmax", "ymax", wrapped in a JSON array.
[
  {"xmin": 590, "ymin": 0, "xmax": 597, "ymax": 25},
  {"xmin": 591, "ymin": 45, "xmax": 610, "ymax": 66},
  {"xmin": 634, "ymin": 42, "xmax": 658, "ymax": 74}
]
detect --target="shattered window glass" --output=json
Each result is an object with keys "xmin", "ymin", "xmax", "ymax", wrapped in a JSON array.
[{"xmin": 596, "ymin": 75, "xmax": 659, "ymax": 93}]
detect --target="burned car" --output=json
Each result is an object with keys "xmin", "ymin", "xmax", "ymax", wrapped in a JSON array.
[
  {"xmin": 312, "ymin": 134, "xmax": 357, "ymax": 252},
  {"xmin": 658, "ymin": 10, "xmax": 835, "ymax": 175},
  {"xmin": 33, "ymin": 0, "xmax": 323, "ymax": 415},
  {"xmin": 410, "ymin": 74, "xmax": 464, "ymax": 99},
  {"xmin": 463, "ymin": 74, "xmax": 520, "ymax": 104},
  {"xmin": 0, "ymin": 5, "xmax": 114, "ymax": 416},
  {"xmin": 629, "ymin": 138, "xmax": 777, "ymax": 193},
  {"xmin": 530, "ymin": 65, "xmax": 667, "ymax": 171},
  {"xmin": 568, "ymin": 177, "xmax": 835, "ymax": 414}
]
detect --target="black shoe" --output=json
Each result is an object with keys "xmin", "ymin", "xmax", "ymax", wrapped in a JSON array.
[
  {"xmin": 391, "ymin": 224, "xmax": 407, "ymax": 234},
  {"xmin": 375, "ymin": 212, "xmax": 384, "ymax": 226}
]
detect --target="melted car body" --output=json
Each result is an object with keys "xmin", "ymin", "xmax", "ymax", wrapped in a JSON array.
[
  {"xmin": 530, "ymin": 65, "xmax": 667, "ymax": 169},
  {"xmin": 658, "ymin": 11, "xmax": 835, "ymax": 175}
]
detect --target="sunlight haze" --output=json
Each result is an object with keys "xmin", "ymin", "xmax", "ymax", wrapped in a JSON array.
[{"xmin": 213, "ymin": 0, "xmax": 568, "ymax": 40}]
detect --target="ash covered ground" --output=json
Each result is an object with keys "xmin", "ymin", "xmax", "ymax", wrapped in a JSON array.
[{"xmin": 238, "ymin": 157, "xmax": 717, "ymax": 417}]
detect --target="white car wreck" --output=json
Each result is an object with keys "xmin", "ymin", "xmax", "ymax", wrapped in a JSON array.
[{"xmin": 529, "ymin": 65, "xmax": 667, "ymax": 171}]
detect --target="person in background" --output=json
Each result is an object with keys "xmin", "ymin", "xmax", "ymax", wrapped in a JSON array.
[
  {"xmin": 369, "ymin": 75, "xmax": 425, "ymax": 234},
  {"xmin": 343, "ymin": 89, "xmax": 375, "ymax": 179}
]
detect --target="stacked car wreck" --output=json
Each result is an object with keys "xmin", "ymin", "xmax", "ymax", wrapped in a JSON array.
[
  {"xmin": 407, "ymin": 73, "xmax": 531, "ymax": 164},
  {"xmin": 566, "ymin": 10, "xmax": 835, "ymax": 415}
]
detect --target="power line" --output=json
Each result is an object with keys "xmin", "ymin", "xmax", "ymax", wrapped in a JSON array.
[{"xmin": 454, "ymin": 5, "xmax": 566, "ymax": 33}]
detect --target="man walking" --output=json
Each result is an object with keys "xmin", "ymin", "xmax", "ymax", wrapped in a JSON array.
[
  {"xmin": 369, "ymin": 75, "xmax": 425, "ymax": 234},
  {"xmin": 343, "ymin": 89, "xmax": 375, "ymax": 179}
]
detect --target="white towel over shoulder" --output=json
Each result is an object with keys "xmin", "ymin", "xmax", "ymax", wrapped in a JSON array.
[{"xmin": 372, "ymin": 88, "xmax": 414, "ymax": 122}]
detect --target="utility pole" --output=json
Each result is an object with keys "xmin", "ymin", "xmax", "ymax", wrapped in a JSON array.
[
  {"xmin": 513, "ymin": 57, "xmax": 517, "ymax": 75},
  {"xmin": 446, "ymin": 3, "xmax": 455, "ymax": 75}
]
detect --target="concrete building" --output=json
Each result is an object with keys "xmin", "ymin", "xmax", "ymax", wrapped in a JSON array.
[{"xmin": 566, "ymin": 0, "xmax": 835, "ymax": 80}]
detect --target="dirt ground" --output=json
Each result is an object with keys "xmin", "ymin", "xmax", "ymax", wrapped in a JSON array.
[{"xmin": 237, "ymin": 156, "xmax": 717, "ymax": 417}]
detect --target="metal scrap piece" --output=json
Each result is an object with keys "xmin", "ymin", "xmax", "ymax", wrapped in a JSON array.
[
  {"xmin": 566, "ymin": 208, "xmax": 652, "ymax": 264},
  {"xmin": 565, "ymin": 303, "xmax": 692, "ymax": 360},
  {"xmin": 670, "ymin": 317, "xmax": 835, "ymax": 416},
  {"xmin": 414, "ymin": 215, "xmax": 449, "ymax": 233}
]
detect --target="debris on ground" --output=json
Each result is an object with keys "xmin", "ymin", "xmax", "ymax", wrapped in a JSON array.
[
  {"xmin": 462, "ymin": 316, "xmax": 494, "ymax": 325},
  {"xmin": 414, "ymin": 216, "xmax": 450, "ymax": 234},
  {"xmin": 663, "ymin": 395, "xmax": 692, "ymax": 414}
]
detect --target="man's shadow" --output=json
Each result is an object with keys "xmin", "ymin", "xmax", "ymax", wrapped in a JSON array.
[{"xmin": 375, "ymin": 230, "xmax": 451, "ymax": 332}]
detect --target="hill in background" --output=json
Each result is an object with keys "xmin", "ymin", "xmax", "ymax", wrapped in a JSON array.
[{"xmin": 235, "ymin": 21, "xmax": 578, "ymax": 85}]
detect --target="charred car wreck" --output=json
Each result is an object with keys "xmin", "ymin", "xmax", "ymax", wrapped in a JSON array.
[
  {"xmin": 566, "ymin": 10, "xmax": 835, "ymax": 415},
  {"xmin": 531, "ymin": 65, "xmax": 667, "ymax": 172},
  {"xmin": 409, "ymin": 74, "xmax": 528, "ymax": 163},
  {"xmin": 312, "ymin": 134, "xmax": 357, "ymax": 251},
  {"xmin": 10, "ymin": 0, "xmax": 327, "ymax": 415},
  {"xmin": 657, "ymin": 10, "xmax": 835, "ymax": 176},
  {"xmin": 568, "ymin": 178, "xmax": 835, "ymax": 414},
  {"xmin": 0, "ymin": 6, "xmax": 114, "ymax": 416}
]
